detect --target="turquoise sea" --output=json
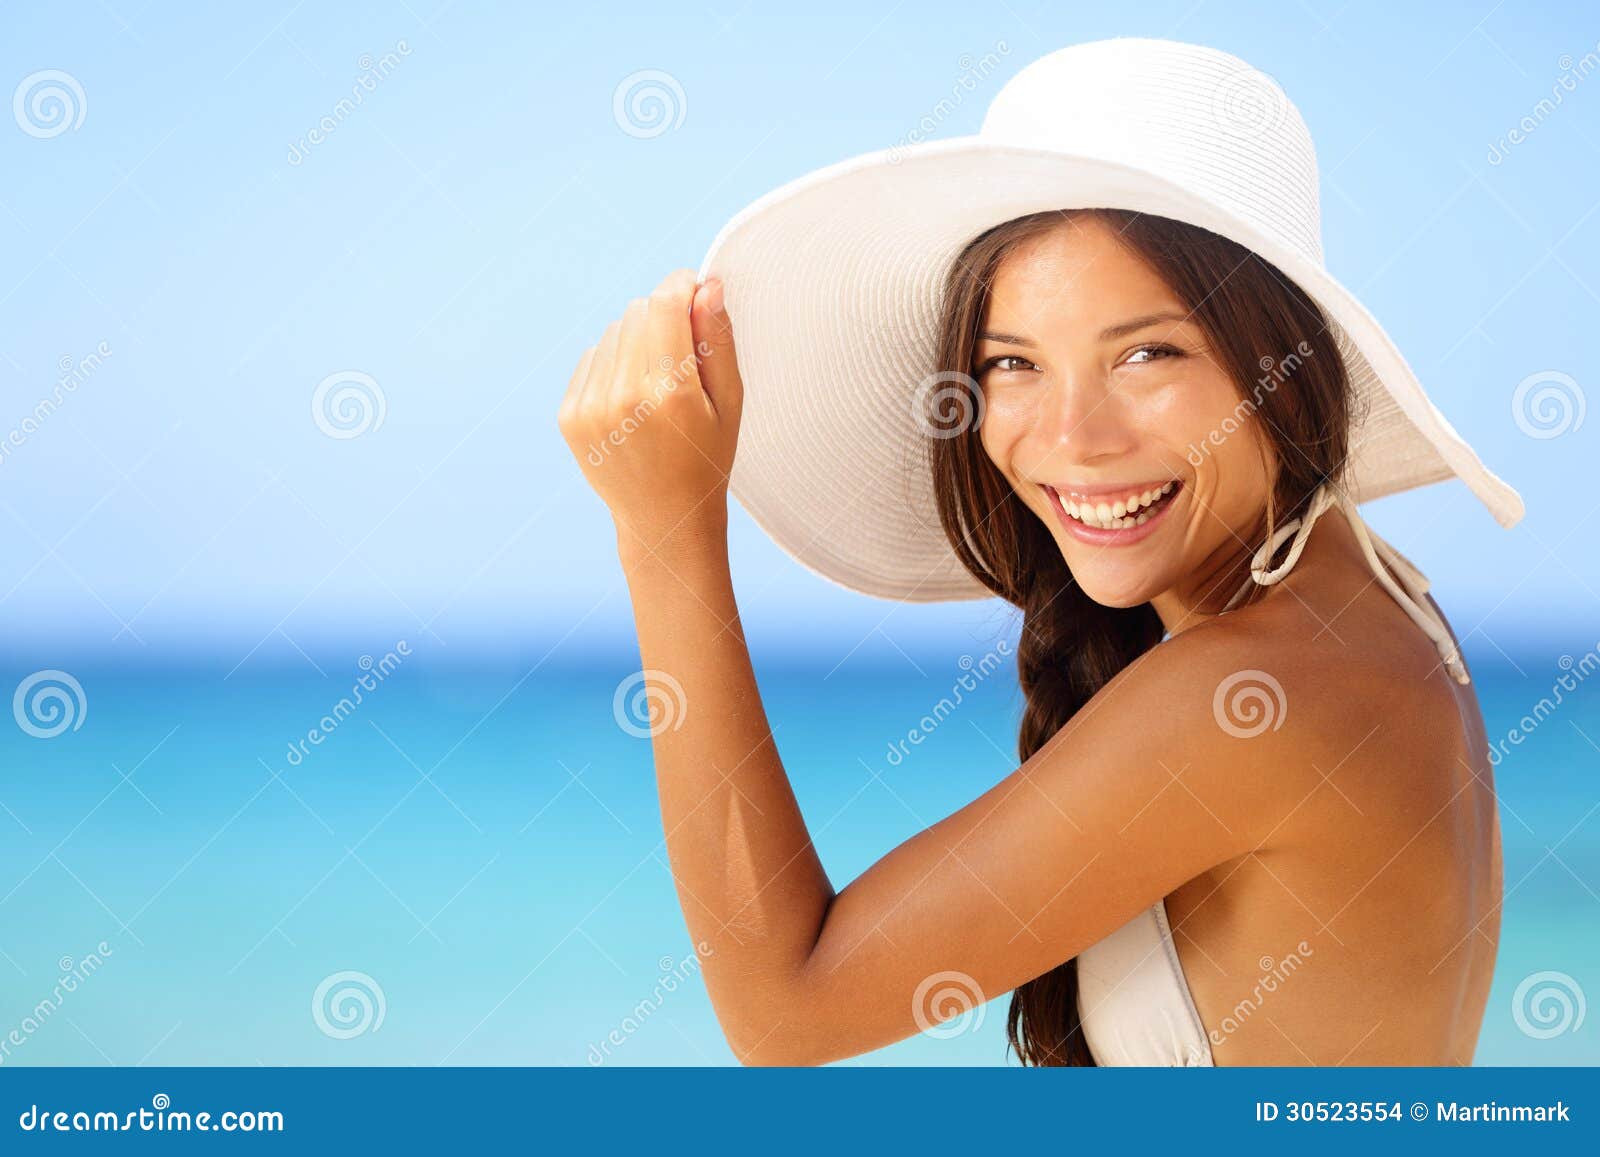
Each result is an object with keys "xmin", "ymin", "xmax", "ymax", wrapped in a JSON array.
[{"xmin": 1, "ymin": 637, "xmax": 1595, "ymax": 1068}]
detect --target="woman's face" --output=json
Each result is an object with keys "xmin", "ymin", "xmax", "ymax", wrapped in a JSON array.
[{"xmin": 976, "ymin": 216, "xmax": 1275, "ymax": 611}]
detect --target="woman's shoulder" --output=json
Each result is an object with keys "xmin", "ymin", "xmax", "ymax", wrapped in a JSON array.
[
  {"xmin": 1112, "ymin": 597, "xmax": 1375, "ymax": 707},
  {"xmin": 1045, "ymin": 602, "xmax": 1400, "ymax": 858},
  {"xmin": 1098, "ymin": 596, "xmax": 1446, "ymax": 791}
]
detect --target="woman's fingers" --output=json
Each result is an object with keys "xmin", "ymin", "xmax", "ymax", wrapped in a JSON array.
[
  {"xmin": 559, "ymin": 343, "xmax": 595, "ymax": 429},
  {"xmin": 606, "ymin": 296, "xmax": 651, "ymax": 415},
  {"xmin": 558, "ymin": 321, "xmax": 615, "ymax": 443},
  {"xmin": 559, "ymin": 270, "xmax": 744, "ymax": 540},
  {"xmin": 586, "ymin": 319, "xmax": 622, "ymax": 409},
  {"xmin": 690, "ymin": 278, "xmax": 743, "ymax": 422},
  {"xmin": 646, "ymin": 268, "xmax": 700, "ymax": 408}
]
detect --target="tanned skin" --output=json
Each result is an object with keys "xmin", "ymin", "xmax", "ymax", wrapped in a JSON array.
[{"xmin": 557, "ymin": 220, "xmax": 1500, "ymax": 1065}]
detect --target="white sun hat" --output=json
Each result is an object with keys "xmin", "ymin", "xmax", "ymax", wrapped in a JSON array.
[{"xmin": 697, "ymin": 36, "xmax": 1524, "ymax": 603}]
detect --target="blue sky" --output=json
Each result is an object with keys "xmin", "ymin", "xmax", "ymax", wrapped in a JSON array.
[{"xmin": 0, "ymin": 0, "xmax": 1595, "ymax": 666}]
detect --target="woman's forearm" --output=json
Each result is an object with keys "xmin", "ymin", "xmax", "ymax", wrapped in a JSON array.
[
  {"xmin": 618, "ymin": 514, "xmax": 834, "ymax": 1055},
  {"xmin": 559, "ymin": 270, "xmax": 837, "ymax": 1057}
]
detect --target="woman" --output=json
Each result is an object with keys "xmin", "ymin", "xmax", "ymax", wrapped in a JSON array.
[{"xmin": 557, "ymin": 38, "xmax": 1522, "ymax": 1065}]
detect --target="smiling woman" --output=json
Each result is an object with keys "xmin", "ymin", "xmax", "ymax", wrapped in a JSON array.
[
  {"xmin": 930, "ymin": 205, "xmax": 1431, "ymax": 1065},
  {"xmin": 556, "ymin": 37, "xmax": 1524, "ymax": 1067}
]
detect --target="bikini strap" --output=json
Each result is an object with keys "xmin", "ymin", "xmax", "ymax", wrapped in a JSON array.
[{"xmin": 1223, "ymin": 483, "xmax": 1470, "ymax": 685}]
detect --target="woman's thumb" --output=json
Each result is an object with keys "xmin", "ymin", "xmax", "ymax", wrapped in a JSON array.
[{"xmin": 691, "ymin": 278, "xmax": 743, "ymax": 418}]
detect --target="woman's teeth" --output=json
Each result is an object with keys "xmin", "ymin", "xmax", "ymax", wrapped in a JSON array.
[{"xmin": 1060, "ymin": 481, "xmax": 1176, "ymax": 530}]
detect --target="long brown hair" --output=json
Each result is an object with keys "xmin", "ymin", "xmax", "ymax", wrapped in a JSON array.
[{"xmin": 925, "ymin": 209, "xmax": 1355, "ymax": 1065}]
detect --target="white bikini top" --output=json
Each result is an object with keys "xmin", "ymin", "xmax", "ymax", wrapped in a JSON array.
[
  {"xmin": 1077, "ymin": 900, "xmax": 1213, "ymax": 1065},
  {"xmin": 1075, "ymin": 483, "xmax": 1469, "ymax": 1066}
]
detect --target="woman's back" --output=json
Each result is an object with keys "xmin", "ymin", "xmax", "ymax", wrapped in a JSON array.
[{"xmin": 1163, "ymin": 509, "xmax": 1501, "ymax": 1064}]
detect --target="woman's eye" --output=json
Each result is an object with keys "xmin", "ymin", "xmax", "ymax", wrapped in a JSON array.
[
  {"xmin": 979, "ymin": 355, "xmax": 1038, "ymax": 375},
  {"xmin": 1124, "ymin": 344, "xmax": 1181, "ymax": 365}
]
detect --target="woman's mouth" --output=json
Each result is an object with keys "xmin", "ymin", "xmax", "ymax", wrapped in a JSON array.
[{"xmin": 1042, "ymin": 480, "xmax": 1183, "ymax": 545}]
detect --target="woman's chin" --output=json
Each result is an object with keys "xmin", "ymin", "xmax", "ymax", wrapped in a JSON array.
[{"xmin": 1071, "ymin": 573, "xmax": 1161, "ymax": 610}]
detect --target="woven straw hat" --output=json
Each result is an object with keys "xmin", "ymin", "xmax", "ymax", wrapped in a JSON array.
[{"xmin": 697, "ymin": 37, "xmax": 1523, "ymax": 601}]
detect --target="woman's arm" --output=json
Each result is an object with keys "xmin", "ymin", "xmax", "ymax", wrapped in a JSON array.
[
  {"xmin": 561, "ymin": 269, "xmax": 836, "ymax": 1058},
  {"xmin": 617, "ymin": 523, "xmax": 837, "ymax": 1060},
  {"xmin": 559, "ymin": 270, "xmax": 1320, "ymax": 1064}
]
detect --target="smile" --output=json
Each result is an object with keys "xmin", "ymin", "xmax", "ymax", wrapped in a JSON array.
[{"xmin": 1041, "ymin": 480, "xmax": 1183, "ymax": 543}]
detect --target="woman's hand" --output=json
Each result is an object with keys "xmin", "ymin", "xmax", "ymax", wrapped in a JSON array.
[{"xmin": 558, "ymin": 268, "xmax": 744, "ymax": 561}]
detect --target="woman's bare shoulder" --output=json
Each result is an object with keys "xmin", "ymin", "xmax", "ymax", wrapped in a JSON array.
[{"xmin": 1091, "ymin": 597, "xmax": 1424, "ymax": 793}]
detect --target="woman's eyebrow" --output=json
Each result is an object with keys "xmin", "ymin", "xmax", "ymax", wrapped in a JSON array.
[
  {"xmin": 977, "ymin": 330, "xmax": 1034, "ymax": 346},
  {"xmin": 978, "ymin": 310, "xmax": 1190, "ymax": 348},
  {"xmin": 1097, "ymin": 309, "xmax": 1189, "ymax": 341}
]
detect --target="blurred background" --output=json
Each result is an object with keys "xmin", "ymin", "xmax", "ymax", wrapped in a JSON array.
[{"xmin": 0, "ymin": 0, "xmax": 1595, "ymax": 1066}]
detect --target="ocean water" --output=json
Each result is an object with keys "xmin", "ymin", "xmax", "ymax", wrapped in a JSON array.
[{"xmin": 0, "ymin": 641, "xmax": 1595, "ymax": 1068}]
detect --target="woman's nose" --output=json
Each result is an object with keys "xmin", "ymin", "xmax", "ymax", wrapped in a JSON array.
[{"xmin": 1033, "ymin": 373, "xmax": 1137, "ymax": 461}]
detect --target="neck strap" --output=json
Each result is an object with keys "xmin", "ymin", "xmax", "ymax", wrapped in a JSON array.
[{"xmin": 1222, "ymin": 484, "xmax": 1469, "ymax": 685}]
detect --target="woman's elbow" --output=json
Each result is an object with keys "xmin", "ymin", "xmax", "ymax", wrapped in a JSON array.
[
  {"xmin": 710, "ymin": 977, "xmax": 836, "ymax": 1066},
  {"xmin": 727, "ymin": 1024, "xmax": 832, "ymax": 1066}
]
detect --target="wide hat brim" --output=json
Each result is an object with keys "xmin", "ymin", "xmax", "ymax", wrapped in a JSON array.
[{"xmin": 698, "ymin": 137, "xmax": 1525, "ymax": 602}]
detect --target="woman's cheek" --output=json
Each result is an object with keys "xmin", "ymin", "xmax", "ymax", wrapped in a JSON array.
[
  {"xmin": 1155, "ymin": 375, "xmax": 1241, "ymax": 447},
  {"xmin": 1178, "ymin": 385, "xmax": 1276, "ymax": 510},
  {"xmin": 979, "ymin": 391, "xmax": 1029, "ymax": 453},
  {"xmin": 982, "ymin": 387, "xmax": 1040, "ymax": 433}
]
